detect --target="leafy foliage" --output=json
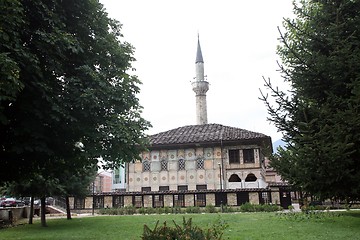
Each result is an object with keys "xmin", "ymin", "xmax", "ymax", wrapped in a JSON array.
[
  {"xmin": 260, "ymin": 0, "xmax": 360, "ymax": 201},
  {"xmin": 0, "ymin": 0, "xmax": 150, "ymax": 182},
  {"xmin": 142, "ymin": 217, "xmax": 228, "ymax": 240},
  {"xmin": 276, "ymin": 209, "xmax": 341, "ymax": 221}
]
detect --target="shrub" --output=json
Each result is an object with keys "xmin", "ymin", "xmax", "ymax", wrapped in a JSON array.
[
  {"xmin": 98, "ymin": 207, "xmax": 125, "ymax": 215},
  {"xmin": 240, "ymin": 202, "xmax": 255, "ymax": 212},
  {"xmin": 276, "ymin": 210, "xmax": 341, "ymax": 221},
  {"xmin": 124, "ymin": 205, "xmax": 136, "ymax": 215},
  {"xmin": 205, "ymin": 204, "xmax": 217, "ymax": 213},
  {"xmin": 186, "ymin": 206, "xmax": 201, "ymax": 214},
  {"xmin": 172, "ymin": 206, "xmax": 183, "ymax": 214},
  {"xmin": 164, "ymin": 206, "xmax": 172, "ymax": 214},
  {"xmin": 220, "ymin": 204, "xmax": 235, "ymax": 213},
  {"xmin": 240, "ymin": 203, "xmax": 281, "ymax": 212},
  {"xmin": 142, "ymin": 216, "xmax": 228, "ymax": 240}
]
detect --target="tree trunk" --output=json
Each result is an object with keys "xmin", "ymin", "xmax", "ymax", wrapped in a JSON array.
[
  {"xmin": 28, "ymin": 196, "xmax": 34, "ymax": 224},
  {"xmin": 40, "ymin": 197, "xmax": 47, "ymax": 227},
  {"xmin": 66, "ymin": 196, "xmax": 71, "ymax": 220}
]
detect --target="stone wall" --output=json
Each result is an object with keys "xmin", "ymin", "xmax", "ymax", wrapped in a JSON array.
[
  {"xmin": 249, "ymin": 192, "xmax": 259, "ymax": 204},
  {"xmin": 68, "ymin": 188, "xmax": 286, "ymax": 211},
  {"xmin": 227, "ymin": 193, "xmax": 237, "ymax": 206}
]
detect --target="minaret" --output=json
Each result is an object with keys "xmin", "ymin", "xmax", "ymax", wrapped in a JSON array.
[{"xmin": 192, "ymin": 35, "xmax": 209, "ymax": 125}]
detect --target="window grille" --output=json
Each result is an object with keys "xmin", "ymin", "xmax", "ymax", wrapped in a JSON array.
[
  {"xmin": 74, "ymin": 197, "xmax": 85, "ymax": 209},
  {"xmin": 159, "ymin": 186, "xmax": 169, "ymax": 192},
  {"xmin": 141, "ymin": 187, "xmax": 151, "ymax": 192},
  {"xmin": 133, "ymin": 195, "xmax": 143, "ymax": 208},
  {"xmin": 243, "ymin": 149, "xmax": 255, "ymax": 163},
  {"xmin": 195, "ymin": 193, "xmax": 206, "ymax": 207},
  {"xmin": 196, "ymin": 158, "xmax": 204, "ymax": 169},
  {"xmin": 160, "ymin": 159, "xmax": 168, "ymax": 171},
  {"xmin": 178, "ymin": 185, "xmax": 188, "ymax": 191},
  {"xmin": 153, "ymin": 195, "xmax": 164, "ymax": 208},
  {"xmin": 178, "ymin": 159, "xmax": 185, "ymax": 170},
  {"xmin": 229, "ymin": 149, "xmax": 240, "ymax": 163},
  {"xmin": 112, "ymin": 196, "xmax": 124, "ymax": 208},
  {"xmin": 196, "ymin": 185, "xmax": 207, "ymax": 190},
  {"xmin": 93, "ymin": 196, "xmax": 104, "ymax": 209},
  {"xmin": 174, "ymin": 194, "xmax": 185, "ymax": 207},
  {"xmin": 143, "ymin": 160, "xmax": 151, "ymax": 172}
]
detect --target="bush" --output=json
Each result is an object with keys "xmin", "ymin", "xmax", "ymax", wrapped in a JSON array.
[
  {"xmin": 186, "ymin": 206, "xmax": 201, "ymax": 214},
  {"xmin": 276, "ymin": 210, "xmax": 341, "ymax": 221},
  {"xmin": 172, "ymin": 206, "xmax": 183, "ymax": 214},
  {"xmin": 220, "ymin": 204, "xmax": 235, "ymax": 213},
  {"xmin": 205, "ymin": 204, "xmax": 217, "ymax": 213},
  {"xmin": 240, "ymin": 203, "xmax": 281, "ymax": 212},
  {"xmin": 98, "ymin": 207, "xmax": 125, "ymax": 215},
  {"xmin": 124, "ymin": 205, "xmax": 136, "ymax": 215},
  {"xmin": 142, "ymin": 216, "xmax": 228, "ymax": 240},
  {"xmin": 240, "ymin": 202, "xmax": 256, "ymax": 212}
]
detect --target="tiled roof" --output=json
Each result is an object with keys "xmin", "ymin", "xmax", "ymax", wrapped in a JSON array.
[{"xmin": 149, "ymin": 124, "xmax": 270, "ymax": 147}]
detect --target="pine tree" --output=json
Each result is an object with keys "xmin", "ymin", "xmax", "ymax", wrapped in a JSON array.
[{"xmin": 261, "ymin": 0, "xmax": 360, "ymax": 201}]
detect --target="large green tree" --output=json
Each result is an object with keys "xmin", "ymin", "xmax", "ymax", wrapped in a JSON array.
[
  {"xmin": 261, "ymin": 0, "xmax": 360, "ymax": 201},
  {"xmin": 0, "ymin": 0, "xmax": 150, "ymax": 225}
]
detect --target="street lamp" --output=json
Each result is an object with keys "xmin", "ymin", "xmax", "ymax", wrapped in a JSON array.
[
  {"xmin": 218, "ymin": 162, "xmax": 223, "ymax": 212},
  {"xmin": 218, "ymin": 162, "xmax": 222, "ymax": 191},
  {"xmin": 92, "ymin": 180, "xmax": 95, "ymax": 216}
]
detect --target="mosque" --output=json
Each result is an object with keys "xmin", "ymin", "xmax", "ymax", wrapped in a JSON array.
[
  {"xmin": 125, "ymin": 37, "xmax": 278, "ymax": 202},
  {"xmin": 70, "ymin": 37, "xmax": 291, "ymax": 211}
]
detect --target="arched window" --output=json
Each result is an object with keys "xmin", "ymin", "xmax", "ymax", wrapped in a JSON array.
[
  {"xmin": 245, "ymin": 173, "xmax": 257, "ymax": 182},
  {"xmin": 229, "ymin": 174, "xmax": 241, "ymax": 182},
  {"xmin": 196, "ymin": 158, "xmax": 204, "ymax": 170},
  {"xmin": 178, "ymin": 159, "xmax": 185, "ymax": 170},
  {"xmin": 160, "ymin": 159, "xmax": 168, "ymax": 171},
  {"xmin": 143, "ymin": 160, "xmax": 150, "ymax": 172}
]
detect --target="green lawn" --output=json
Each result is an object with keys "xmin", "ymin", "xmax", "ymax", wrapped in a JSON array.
[{"xmin": 1, "ymin": 211, "xmax": 360, "ymax": 240}]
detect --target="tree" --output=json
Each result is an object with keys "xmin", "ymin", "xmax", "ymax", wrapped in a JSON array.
[
  {"xmin": 0, "ymin": 0, "xmax": 150, "ymax": 180},
  {"xmin": 1, "ymin": 0, "xmax": 150, "ymax": 226},
  {"xmin": 261, "ymin": 0, "xmax": 360, "ymax": 202},
  {"xmin": 61, "ymin": 165, "xmax": 97, "ymax": 220}
]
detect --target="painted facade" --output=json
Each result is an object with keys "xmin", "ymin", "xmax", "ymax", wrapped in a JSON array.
[{"xmin": 127, "ymin": 124, "xmax": 272, "ymax": 192}]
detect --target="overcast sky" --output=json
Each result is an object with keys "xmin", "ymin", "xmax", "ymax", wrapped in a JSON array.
[{"xmin": 99, "ymin": 0, "xmax": 294, "ymax": 142}]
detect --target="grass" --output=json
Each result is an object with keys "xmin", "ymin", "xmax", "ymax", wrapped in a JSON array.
[{"xmin": 0, "ymin": 211, "xmax": 360, "ymax": 240}]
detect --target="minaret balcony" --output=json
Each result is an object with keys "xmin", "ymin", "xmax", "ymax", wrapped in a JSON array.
[{"xmin": 192, "ymin": 81, "xmax": 209, "ymax": 95}]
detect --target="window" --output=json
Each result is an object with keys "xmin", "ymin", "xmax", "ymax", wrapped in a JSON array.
[
  {"xmin": 196, "ymin": 158, "xmax": 204, "ymax": 169},
  {"xmin": 228, "ymin": 174, "xmax": 241, "ymax": 182},
  {"xmin": 245, "ymin": 173, "xmax": 257, "ymax": 182},
  {"xmin": 243, "ymin": 149, "xmax": 255, "ymax": 163},
  {"xmin": 195, "ymin": 193, "xmax": 206, "ymax": 207},
  {"xmin": 153, "ymin": 195, "xmax": 164, "ymax": 208},
  {"xmin": 93, "ymin": 196, "xmax": 104, "ymax": 209},
  {"xmin": 259, "ymin": 192, "xmax": 271, "ymax": 204},
  {"xmin": 143, "ymin": 160, "xmax": 151, "ymax": 172},
  {"xmin": 161, "ymin": 159, "xmax": 168, "ymax": 171},
  {"xmin": 178, "ymin": 159, "xmax": 185, "ymax": 170},
  {"xmin": 141, "ymin": 187, "xmax": 151, "ymax": 192},
  {"xmin": 74, "ymin": 197, "xmax": 85, "ymax": 209},
  {"xmin": 174, "ymin": 194, "xmax": 185, "ymax": 207},
  {"xmin": 236, "ymin": 192, "xmax": 249, "ymax": 205},
  {"xmin": 178, "ymin": 185, "xmax": 188, "ymax": 191},
  {"xmin": 196, "ymin": 185, "xmax": 207, "ymax": 190},
  {"xmin": 113, "ymin": 196, "xmax": 124, "ymax": 208},
  {"xmin": 229, "ymin": 149, "xmax": 240, "ymax": 163},
  {"xmin": 159, "ymin": 186, "xmax": 169, "ymax": 192},
  {"xmin": 133, "ymin": 195, "xmax": 143, "ymax": 208},
  {"xmin": 113, "ymin": 168, "xmax": 121, "ymax": 184}
]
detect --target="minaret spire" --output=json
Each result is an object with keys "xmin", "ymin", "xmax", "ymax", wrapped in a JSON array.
[{"xmin": 192, "ymin": 35, "xmax": 209, "ymax": 125}]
